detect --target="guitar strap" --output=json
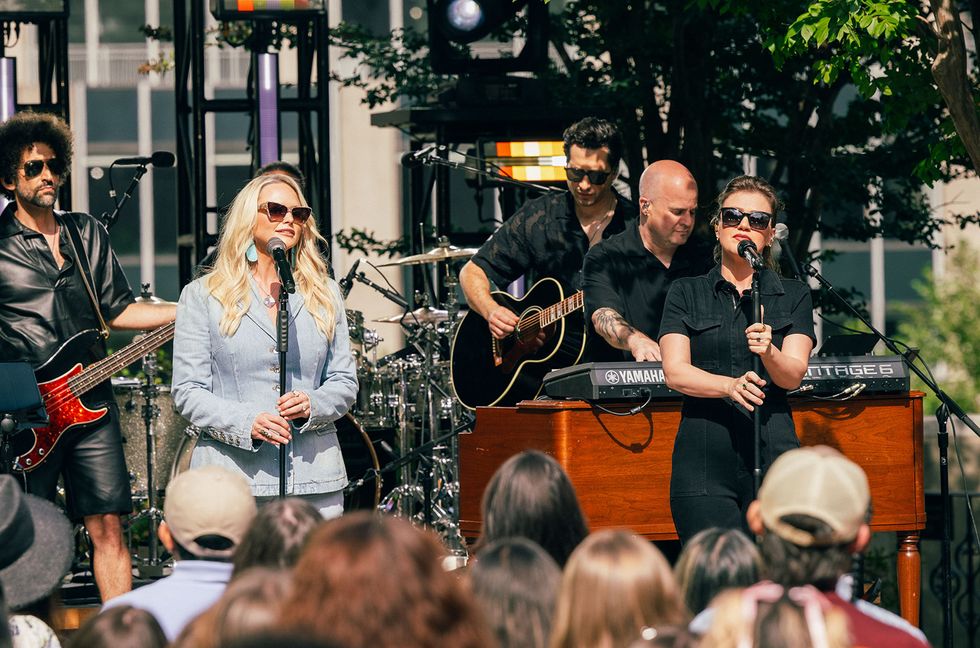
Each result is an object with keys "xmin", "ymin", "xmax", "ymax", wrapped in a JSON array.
[{"xmin": 62, "ymin": 213, "xmax": 111, "ymax": 340}]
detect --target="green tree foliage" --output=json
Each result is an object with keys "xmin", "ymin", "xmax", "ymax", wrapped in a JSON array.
[
  {"xmin": 896, "ymin": 243, "xmax": 980, "ymax": 413},
  {"xmin": 702, "ymin": 0, "xmax": 980, "ymax": 178},
  {"xmin": 325, "ymin": 0, "xmax": 978, "ymax": 305}
]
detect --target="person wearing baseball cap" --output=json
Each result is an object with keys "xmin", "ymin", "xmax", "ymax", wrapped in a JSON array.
[
  {"xmin": 0, "ymin": 474, "xmax": 73, "ymax": 647},
  {"xmin": 742, "ymin": 446, "xmax": 929, "ymax": 647},
  {"xmin": 102, "ymin": 466, "xmax": 257, "ymax": 641}
]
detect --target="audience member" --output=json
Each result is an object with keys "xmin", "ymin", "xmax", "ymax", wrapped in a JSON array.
[
  {"xmin": 700, "ymin": 583, "xmax": 851, "ymax": 648},
  {"xmin": 231, "ymin": 498, "xmax": 322, "ymax": 577},
  {"xmin": 674, "ymin": 528, "xmax": 761, "ymax": 617},
  {"xmin": 477, "ymin": 450, "xmax": 589, "ymax": 567},
  {"xmin": 102, "ymin": 466, "xmax": 257, "ymax": 641},
  {"xmin": 67, "ymin": 605, "xmax": 166, "ymax": 648},
  {"xmin": 0, "ymin": 584, "xmax": 10, "ymax": 648},
  {"xmin": 0, "ymin": 475, "xmax": 73, "ymax": 648},
  {"xmin": 745, "ymin": 446, "xmax": 929, "ymax": 647},
  {"xmin": 280, "ymin": 511, "xmax": 494, "ymax": 648},
  {"xmin": 550, "ymin": 530, "xmax": 687, "ymax": 648},
  {"xmin": 173, "ymin": 568, "xmax": 291, "ymax": 648},
  {"xmin": 222, "ymin": 632, "xmax": 342, "ymax": 648},
  {"xmin": 469, "ymin": 538, "xmax": 561, "ymax": 648}
]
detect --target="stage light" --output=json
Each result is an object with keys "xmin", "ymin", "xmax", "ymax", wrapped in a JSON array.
[
  {"xmin": 481, "ymin": 139, "xmax": 568, "ymax": 183},
  {"xmin": 427, "ymin": 0, "xmax": 548, "ymax": 74},
  {"xmin": 209, "ymin": 0, "xmax": 326, "ymax": 20}
]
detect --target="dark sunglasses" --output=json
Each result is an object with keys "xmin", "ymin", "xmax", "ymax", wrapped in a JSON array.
[
  {"xmin": 564, "ymin": 167, "xmax": 611, "ymax": 185},
  {"xmin": 21, "ymin": 158, "xmax": 67, "ymax": 179},
  {"xmin": 720, "ymin": 207, "xmax": 773, "ymax": 231},
  {"xmin": 259, "ymin": 201, "xmax": 312, "ymax": 223}
]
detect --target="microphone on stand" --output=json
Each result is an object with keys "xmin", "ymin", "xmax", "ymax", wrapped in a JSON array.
[
  {"xmin": 266, "ymin": 238, "xmax": 296, "ymax": 293},
  {"xmin": 338, "ymin": 258, "xmax": 361, "ymax": 298},
  {"xmin": 737, "ymin": 240, "xmax": 765, "ymax": 270},
  {"xmin": 400, "ymin": 145, "xmax": 437, "ymax": 168},
  {"xmin": 774, "ymin": 223, "xmax": 805, "ymax": 280},
  {"xmin": 112, "ymin": 151, "xmax": 176, "ymax": 167}
]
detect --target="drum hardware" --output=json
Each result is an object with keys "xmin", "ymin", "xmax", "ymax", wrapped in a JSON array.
[
  {"xmin": 374, "ymin": 239, "xmax": 478, "ymax": 267},
  {"xmin": 373, "ymin": 307, "xmax": 450, "ymax": 325}
]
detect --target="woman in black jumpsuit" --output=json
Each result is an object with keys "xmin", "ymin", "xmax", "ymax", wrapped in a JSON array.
[{"xmin": 659, "ymin": 176, "xmax": 815, "ymax": 543}]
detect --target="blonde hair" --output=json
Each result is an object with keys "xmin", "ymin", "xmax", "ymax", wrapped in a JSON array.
[
  {"xmin": 700, "ymin": 585, "xmax": 851, "ymax": 648},
  {"xmin": 550, "ymin": 530, "xmax": 687, "ymax": 648},
  {"xmin": 205, "ymin": 174, "xmax": 337, "ymax": 340}
]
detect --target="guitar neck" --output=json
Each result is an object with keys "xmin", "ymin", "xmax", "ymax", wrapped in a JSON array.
[
  {"xmin": 538, "ymin": 291, "xmax": 584, "ymax": 327},
  {"xmin": 69, "ymin": 322, "xmax": 176, "ymax": 396}
]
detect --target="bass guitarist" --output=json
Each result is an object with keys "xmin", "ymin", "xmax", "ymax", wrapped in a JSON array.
[
  {"xmin": 0, "ymin": 111, "xmax": 176, "ymax": 602},
  {"xmin": 458, "ymin": 117, "xmax": 637, "ymax": 365}
]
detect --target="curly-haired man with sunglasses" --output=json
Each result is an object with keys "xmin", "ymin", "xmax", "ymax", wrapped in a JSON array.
[{"xmin": 0, "ymin": 110, "xmax": 176, "ymax": 602}]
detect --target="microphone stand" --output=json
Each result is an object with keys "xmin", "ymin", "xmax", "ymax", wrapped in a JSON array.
[
  {"xmin": 275, "ymin": 285, "xmax": 293, "ymax": 498},
  {"xmin": 751, "ymin": 270, "xmax": 763, "ymax": 496},
  {"xmin": 101, "ymin": 164, "xmax": 150, "ymax": 230},
  {"xmin": 802, "ymin": 261, "xmax": 979, "ymax": 648}
]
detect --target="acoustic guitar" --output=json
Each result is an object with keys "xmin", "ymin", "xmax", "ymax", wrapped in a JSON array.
[{"xmin": 450, "ymin": 278, "xmax": 586, "ymax": 409}]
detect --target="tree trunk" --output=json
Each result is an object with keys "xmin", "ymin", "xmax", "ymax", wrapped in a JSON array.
[{"xmin": 929, "ymin": 0, "xmax": 980, "ymax": 172}]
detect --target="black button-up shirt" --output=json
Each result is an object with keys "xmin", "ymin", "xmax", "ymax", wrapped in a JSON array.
[
  {"xmin": 0, "ymin": 204, "xmax": 134, "ymax": 376},
  {"xmin": 582, "ymin": 224, "xmax": 713, "ymax": 360},
  {"xmin": 469, "ymin": 190, "xmax": 638, "ymax": 293}
]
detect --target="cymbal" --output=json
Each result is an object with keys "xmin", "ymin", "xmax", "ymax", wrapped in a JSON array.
[
  {"xmin": 135, "ymin": 294, "xmax": 166, "ymax": 304},
  {"xmin": 374, "ymin": 307, "xmax": 449, "ymax": 325},
  {"xmin": 376, "ymin": 243, "xmax": 479, "ymax": 267}
]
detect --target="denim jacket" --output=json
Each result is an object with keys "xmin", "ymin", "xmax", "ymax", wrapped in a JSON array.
[{"xmin": 172, "ymin": 276, "xmax": 358, "ymax": 496}]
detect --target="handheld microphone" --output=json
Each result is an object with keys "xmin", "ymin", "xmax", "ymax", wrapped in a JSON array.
[
  {"xmin": 400, "ymin": 145, "xmax": 437, "ymax": 168},
  {"xmin": 266, "ymin": 237, "xmax": 296, "ymax": 293},
  {"xmin": 774, "ymin": 223, "xmax": 805, "ymax": 279},
  {"xmin": 338, "ymin": 258, "xmax": 361, "ymax": 298},
  {"xmin": 737, "ymin": 240, "xmax": 765, "ymax": 270},
  {"xmin": 112, "ymin": 151, "xmax": 176, "ymax": 167}
]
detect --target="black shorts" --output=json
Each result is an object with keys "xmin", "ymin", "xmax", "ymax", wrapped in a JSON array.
[{"xmin": 24, "ymin": 402, "xmax": 133, "ymax": 521}]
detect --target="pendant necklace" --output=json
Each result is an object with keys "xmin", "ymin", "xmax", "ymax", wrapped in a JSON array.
[{"xmin": 255, "ymin": 276, "xmax": 278, "ymax": 308}]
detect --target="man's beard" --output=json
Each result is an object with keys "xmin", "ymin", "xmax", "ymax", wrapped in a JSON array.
[{"xmin": 18, "ymin": 183, "xmax": 58, "ymax": 209}]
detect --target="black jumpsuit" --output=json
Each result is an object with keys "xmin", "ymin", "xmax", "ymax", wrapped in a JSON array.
[{"xmin": 659, "ymin": 265, "xmax": 815, "ymax": 543}]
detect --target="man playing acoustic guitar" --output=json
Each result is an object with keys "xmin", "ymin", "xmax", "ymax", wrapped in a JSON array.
[{"xmin": 0, "ymin": 111, "xmax": 176, "ymax": 601}]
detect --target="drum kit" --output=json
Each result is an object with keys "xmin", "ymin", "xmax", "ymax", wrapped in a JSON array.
[
  {"xmin": 343, "ymin": 238, "xmax": 478, "ymax": 553},
  {"xmin": 111, "ymin": 241, "xmax": 478, "ymax": 569}
]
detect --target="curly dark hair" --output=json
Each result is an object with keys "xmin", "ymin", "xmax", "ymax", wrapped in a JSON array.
[
  {"xmin": 0, "ymin": 111, "xmax": 73, "ymax": 200},
  {"xmin": 562, "ymin": 117, "xmax": 623, "ymax": 171}
]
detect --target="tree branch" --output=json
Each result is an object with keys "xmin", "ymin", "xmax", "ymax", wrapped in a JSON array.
[{"xmin": 929, "ymin": 0, "xmax": 980, "ymax": 171}]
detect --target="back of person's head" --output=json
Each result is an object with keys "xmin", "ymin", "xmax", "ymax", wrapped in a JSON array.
[
  {"xmin": 222, "ymin": 632, "xmax": 343, "ymax": 648},
  {"xmin": 255, "ymin": 160, "xmax": 305, "ymax": 192},
  {"xmin": 68, "ymin": 605, "xmax": 167, "ymax": 648},
  {"xmin": 562, "ymin": 117, "xmax": 623, "ymax": 170},
  {"xmin": 280, "ymin": 511, "xmax": 494, "ymax": 648},
  {"xmin": 172, "ymin": 567, "xmax": 292, "ymax": 648},
  {"xmin": 627, "ymin": 625, "xmax": 700, "ymax": 648},
  {"xmin": 0, "ymin": 583, "xmax": 11, "ymax": 648},
  {"xmin": 232, "ymin": 498, "xmax": 322, "ymax": 576},
  {"xmin": 750, "ymin": 446, "xmax": 871, "ymax": 589},
  {"xmin": 479, "ymin": 450, "xmax": 589, "ymax": 567},
  {"xmin": 674, "ymin": 528, "xmax": 761, "ymax": 616},
  {"xmin": 0, "ymin": 475, "xmax": 73, "ymax": 613},
  {"xmin": 700, "ymin": 583, "xmax": 851, "ymax": 648},
  {"xmin": 470, "ymin": 537, "xmax": 561, "ymax": 648},
  {"xmin": 164, "ymin": 466, "xmax": 258, "ymax": 561},
  {"xmin": 550, "ymin": 530, "xmax": 687, "ymax": 648}
]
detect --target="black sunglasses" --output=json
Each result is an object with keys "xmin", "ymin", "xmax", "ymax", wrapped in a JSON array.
[
  {"xmin": 21, "ymin": 158, "xmax": 67, "ymax": 179},
  {"xmin": 720, "ymin": 207, "xmax": 773, "ymax": 231},
  {"xmin": 259, "ymin": 201, "xmax": 313, "ymax": 223},
  {"xmin": 565, "ymin": 167, "xmax": 612, "ymax": 185}
]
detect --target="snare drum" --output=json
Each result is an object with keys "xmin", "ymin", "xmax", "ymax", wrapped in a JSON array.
[{"xmin": 113, "ymin": 379, "xmax": 190, "ymax": 498}]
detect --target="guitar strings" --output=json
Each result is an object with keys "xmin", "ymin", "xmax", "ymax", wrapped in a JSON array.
[
  {"xmin": 508, "ymin": 293, "xmax": 583, "ymax": 344},
  {"xmin": 41, "ymin": 323, "xmax": 176, "ymax": 416}
]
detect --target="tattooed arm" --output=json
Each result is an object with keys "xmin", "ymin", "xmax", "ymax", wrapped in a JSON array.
[{"xmin": 592, "ymin": 307, "xmax": 661, "ymax": 361}]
